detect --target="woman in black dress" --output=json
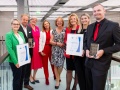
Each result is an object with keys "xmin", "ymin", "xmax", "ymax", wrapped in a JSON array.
[
  {"xmin": 74, "ymin": 13, "xmax": 90, "ymax": 90},
  {"xmin": 64, "ymin": 13, "xmax": 81, "ymax": 90}
]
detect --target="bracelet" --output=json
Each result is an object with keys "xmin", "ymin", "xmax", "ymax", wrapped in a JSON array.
[{"xmin": 56, "ymin": 42, "xmax": 57, "ymax": 45}]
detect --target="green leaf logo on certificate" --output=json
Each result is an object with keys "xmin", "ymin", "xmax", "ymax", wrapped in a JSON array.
[
  {"xmin": 17, "ymin": 43, "xmax": 30, "ymax": 67},
  {"xmin": 66, "ymin": 34, "xmax": 83, "ymax": 56}
]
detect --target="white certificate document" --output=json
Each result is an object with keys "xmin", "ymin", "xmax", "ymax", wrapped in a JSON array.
[
  {"xmin": 66, "ymin": 34, "xmax": 83, "ymax": 56},
  {"xmin": 17, "ymin": 43, "xmax": 30, "ymax": 67}
]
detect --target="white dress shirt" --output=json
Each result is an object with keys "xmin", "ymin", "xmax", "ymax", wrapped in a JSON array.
[{"xmin": 21, "ymin": 24, "xmax": 27, "ymax": 37}]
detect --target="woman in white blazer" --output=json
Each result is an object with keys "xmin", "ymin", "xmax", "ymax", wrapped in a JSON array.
[{"xmin": 39, "ymin": 20, "xmax": 55, "ymax": 85}]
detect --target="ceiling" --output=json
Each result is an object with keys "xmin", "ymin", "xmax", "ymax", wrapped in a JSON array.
[{"xmin": 0, "ymin": 0, "xmax": 120, "ymax": 21}]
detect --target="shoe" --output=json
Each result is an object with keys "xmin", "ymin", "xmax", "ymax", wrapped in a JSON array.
[
  {"xmin": 24, "ymin": 85, "xmax": 33, "ymax": 90},
  {"xmin": 45, "ymin": 79, "xmax": 49, "ymax": 85},
  {"xmin": 72, "ymin": 86, "xmax": 76, "ymax": 90},
  {"xmin": 34, "ymin": 80, "xmax": 40, "ymax": 83},
  {"xmin": 55, "ymin": 85, "xmax": 59, "ymax": 89},
  {"xmin": 55, "ymin": 83, "xmax": 60, "ymax": 89},
  {"xmin": 30, "ymin": 80, "xmax": 35, "ymax": 84}
]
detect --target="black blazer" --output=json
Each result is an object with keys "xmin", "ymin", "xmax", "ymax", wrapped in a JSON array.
[
  {"xmin": 18, "ymin": 25, "xmax": 33, "ymax": 43},
  {"xmin": 84, "ymin": 19, "xmax": 120, "ymax": 75},
  {"xmin": 18, "ymin": 25, "xmax": 33, "ymax": 57}
]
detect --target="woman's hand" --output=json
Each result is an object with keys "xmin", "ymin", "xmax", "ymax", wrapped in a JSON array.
[
  {"xmin": 57, "ymin": 42, "xmax": 64, "ymax": 47},
  {"xmin": 15, "ymin": 63, "xmax": 19, "ymax": 68},
  {"xmin": 81, "ymin": 50, "xmax": 85, "ymax": 57},
  {"xmin": 40, "ymin": 52, "xmax": 46, "ymax": 56}
]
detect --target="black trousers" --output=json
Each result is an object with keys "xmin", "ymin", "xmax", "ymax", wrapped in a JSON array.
[
  {"xmin": 23, "ymin": 48, "xmax": 33, "ymax": 85},
  {"xmin": 9, "ymin": 63, "xmax": 25, "ymax": 90},
  {"xmin": 23, "ymin": 63, "xmax": 31, "ymax": 85},
  {"xmin": 74, "ymin": 56, "xmax": 86, "ymax": 90},
  {"xmin": 85, "ymin": 67, "xmax": 108, "ymax": 90}
]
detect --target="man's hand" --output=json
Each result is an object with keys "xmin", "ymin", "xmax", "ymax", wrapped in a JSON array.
[
  {"xmin": 33, "ymin": 42, "xmax": 35, "ymax": 48},
  {"xmin": 86, "ymin": 50, "xmax": 94, "ymax": 58},
  {"xmin": 95, "ymin": 50, "xmax": 104, "ymax": 59}
]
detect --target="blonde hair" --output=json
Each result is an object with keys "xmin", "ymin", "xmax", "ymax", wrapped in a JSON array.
[
  {"xmin": 11, "ymin": 18, "xmax": 20, "ymax": 25},
  {"xmin": 42, "ymin": 20, "xmax": 51, "ymax": 32},
  {"xmin": 68, "ymin": 13, "xmax": 81, "ymax": 29},
  {"xmin": 80, "ymin": 13, "xmax": 91, "ymax": 28},
  {"xmin": 55, "ymin": 17, "xmax": 64, "ymax": 26},
  {"xmin": 21, "ymin": 14, "xmax": 29, "ymax": 19}
]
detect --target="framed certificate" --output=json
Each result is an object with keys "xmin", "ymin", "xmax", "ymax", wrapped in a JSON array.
[
  {"xmin": 66, "ymin": 34, "xmax": 83, "ymax": 56},
  {"xmin": 17, "ymin": 43, "xmax": 30, "ymax": 67}
]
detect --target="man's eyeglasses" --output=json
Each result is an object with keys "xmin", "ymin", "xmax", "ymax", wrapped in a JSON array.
[{"xmin": 12, "ymin": 23, "xmax": 20, "ymax": 26}]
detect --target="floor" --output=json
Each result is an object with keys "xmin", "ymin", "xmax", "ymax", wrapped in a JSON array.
[{"xmin": 23, "ymin": 61, "xmax": 79, "ymax": 90}]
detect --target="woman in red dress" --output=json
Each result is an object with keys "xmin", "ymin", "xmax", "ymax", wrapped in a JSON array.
[
  {"xmin": 29, "ymin": 17, "xmax": 42, "ymax": 84},
  {"xmin": 39, "ymin": 20, "xmax": 55, "ymax": 85}
]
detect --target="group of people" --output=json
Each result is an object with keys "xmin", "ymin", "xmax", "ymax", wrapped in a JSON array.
[{"xmin": 5, "ymin": 3, "xmax": 120, "ymax": 90}]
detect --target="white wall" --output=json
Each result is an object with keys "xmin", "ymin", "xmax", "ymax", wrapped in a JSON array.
[{"xmin": 0, "ymin": 11, "xmax": 14, "ymax": 36}]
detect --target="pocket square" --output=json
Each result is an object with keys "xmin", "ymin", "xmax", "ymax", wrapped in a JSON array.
[{"xmin": 29, "ymin": 32, "xmax": 31, "ymax": 33}]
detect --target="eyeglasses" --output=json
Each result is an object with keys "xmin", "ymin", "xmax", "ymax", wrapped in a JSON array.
[{"xmin": 12, "ymin": 23, "xmax": 20, "ymax": 26}]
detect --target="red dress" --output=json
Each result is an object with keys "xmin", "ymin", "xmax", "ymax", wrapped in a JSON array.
[{"xmin": 31, "ymin": 26, "xmax": 42, "ymax": 69}]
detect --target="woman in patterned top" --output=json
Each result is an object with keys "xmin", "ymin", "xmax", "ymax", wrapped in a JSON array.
[{"xmin": 50, "ymin": 17, "xmax": 65, "ymax": 89}]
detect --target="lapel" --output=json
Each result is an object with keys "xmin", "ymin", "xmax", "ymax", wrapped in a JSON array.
[
  {"xmin": 11, "ymin": 30, "xmax": 19, "ymax": 44},
  {"xmin": 27, "ymin": 26, "xmax": 29, "ymax": 37},
  {"xmin": 90, "ymin": 23, "xmax": 96, "ymax": 41},
  {"xmin": 96, "ymin": 19, "xmax": 108, "ymax": 41},
  {"xmin": 20, "ymin": 25, "xmax": 27, "ymax": 38}
]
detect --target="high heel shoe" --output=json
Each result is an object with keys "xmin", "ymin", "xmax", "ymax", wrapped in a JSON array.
[
  {"xmin": 72, "ymin": 86, "xmax": 76, "ymax": 90},
  {"xmin": 34, "ymin": 80, "xmax": 40, "ymax": 83},
  {"xmin": 30, "ymin": 80, "xmax": 35, "ymax": 84},
  {"xmin": 55, "ymin": 85, "xmax": 59, "ymax": 89},
  {"xmin": 45, "ymin": 79, "xmax": 49, "ymax": 85},
  {"xmin": 55, "ymin": 83, "xmax": 60, "ymax": 89}
]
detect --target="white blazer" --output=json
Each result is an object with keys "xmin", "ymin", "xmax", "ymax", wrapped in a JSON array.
[{"xmin": 39, "ymin": 30, "xmax": 53, "ymax": 52}]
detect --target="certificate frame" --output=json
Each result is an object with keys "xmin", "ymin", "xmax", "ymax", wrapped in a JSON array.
[
  {"xmin": 17, "ymin": 43, "xmax": 30, "ymax": 67},
  {"xmin": 66, "ymin": 34, "xmax": 84, "ymax": 56}
]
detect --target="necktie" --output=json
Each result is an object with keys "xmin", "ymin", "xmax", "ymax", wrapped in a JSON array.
[{"xmin": 94, "ymin": 23, "xmax": 100, "ymax": 41}]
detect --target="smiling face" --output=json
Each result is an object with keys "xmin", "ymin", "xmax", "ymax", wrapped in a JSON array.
[
  {"xmin": 93, "ymin": 4, "xmax": 106, "ymax": 21},
  {"xmin": 30, "ymin": 18, "xmax": 37, "ymax": 26},
  {"xmin": 80, "ymin": 15, "xmax": 90, "ymax": 26},
  {"xmin": 21, "ymin": 15, "xmax": 29, "ymax": 27},
  {"xmin": 43, "ymin": 21, "xmax": 50, "ymax": 30},
  {"xmin": 70, "ymin": 15, "xmax": 78, "ymax": 26},
  {"xmin": 56, "ymin": 18, "xmax": 63, "ymax": 27},
  {"xmin": 11, "ymin": 20, "xmax": 20, "ymax": 31}
]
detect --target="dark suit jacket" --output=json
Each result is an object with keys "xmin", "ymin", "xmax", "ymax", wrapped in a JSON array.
[
  {"xmin": 18, "ymin": 25, "xmax": 33, "ymax": 57},
  {"xmin": 18, "ymin": 25, "xmax": 33, "ymax": 43},
  {"xmin": 84, "ymin": 19, "xmax": 120, "ymax": 75}
]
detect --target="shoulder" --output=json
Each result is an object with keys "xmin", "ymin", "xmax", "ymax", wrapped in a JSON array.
[
  {"xmin": 6, "ymin": 31, "xmax": 13, "ymax": 36},
  {"xmin": 27, "ymin": 25, "xmax": 32, "ymax": 30},
  {"xmin": 107, "ymin": 20, "xmax": 119, "ymax": 26}
]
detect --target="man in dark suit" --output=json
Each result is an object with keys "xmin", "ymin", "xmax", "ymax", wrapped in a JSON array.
[
  {"xmin": 18, "ymin": 14, "xmax": 33, "ymax": 90},
  {"xmin": 84, "ymin": 4, "xmax": 120, "ymax": 90}
]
